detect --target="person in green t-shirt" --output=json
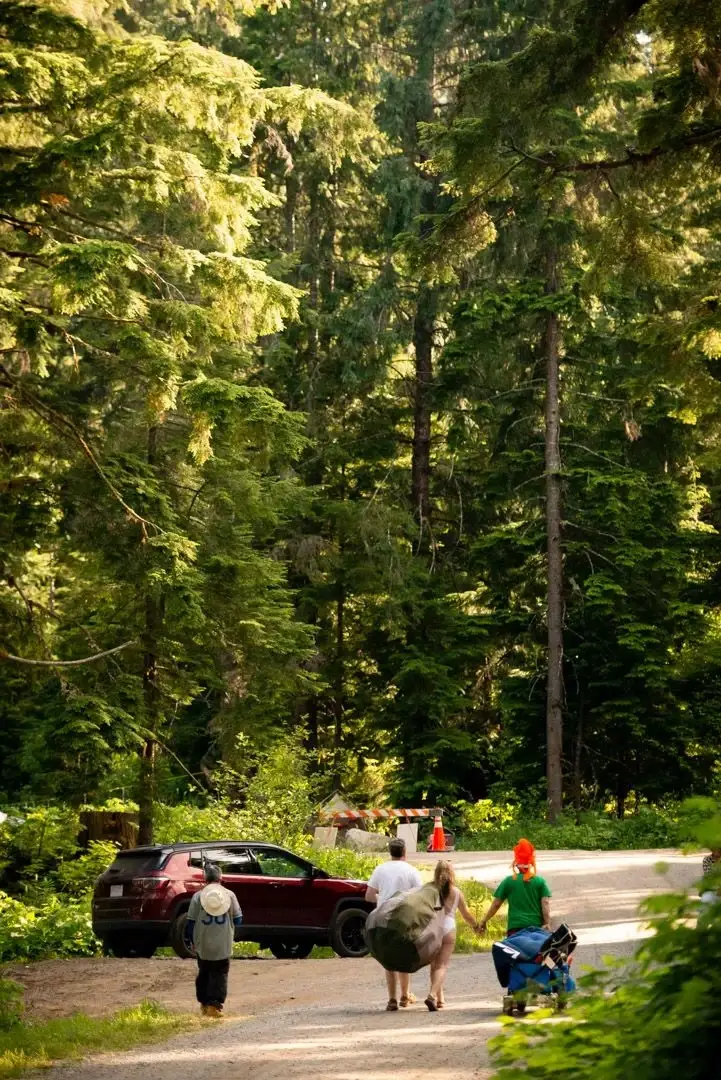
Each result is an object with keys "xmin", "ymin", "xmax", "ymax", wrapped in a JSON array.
[{"xmin": 477, "ymin": 839, "xmax": 552, "ymax": 935}]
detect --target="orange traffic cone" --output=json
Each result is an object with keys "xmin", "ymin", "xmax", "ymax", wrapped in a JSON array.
[{"xmin": 430, "ymin": 814, "xmax": 446, "ymax": 852}]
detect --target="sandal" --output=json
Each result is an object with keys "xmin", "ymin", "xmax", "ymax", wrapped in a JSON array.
[
  {"xmin": 437, "ymin": 999, "xmax": 445, "ymax": 1009},
  {"xmin": 399, "ymin": 993, "xmax": 417, "ymax": 1007},
  {"xmin": 386, "ymin": 999, "xmax": 399, "ymax": 1011},
  {"xmin": 425, "ymin": 995, "xmax": 438, "ymax": 1012}
]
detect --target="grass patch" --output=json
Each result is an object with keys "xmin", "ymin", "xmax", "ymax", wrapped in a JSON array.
[
  {"xmin": 454, "ymin": 879, "xmax": 506, "ymax": 952},
  {"xmin": 0, "ymin": 1000, "xmax": 196, "ymax": 1079}
]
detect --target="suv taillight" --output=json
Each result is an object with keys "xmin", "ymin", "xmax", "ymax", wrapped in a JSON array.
[{"xmin": 132, "ymin": 876, "xmax": 169, "ymax": 893}]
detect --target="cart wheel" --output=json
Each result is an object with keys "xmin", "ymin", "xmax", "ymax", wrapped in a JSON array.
[
  {"xmin": 515, "ymin": 1002, "xmax": 527, "ymax": 1016},
  {"xmin": 556, "ymin": 998, "xmax": 568, "ymax": 1012},
  {"xmin": 502, "ymin": 996, "xmax": 514, "ymax": 1016}
]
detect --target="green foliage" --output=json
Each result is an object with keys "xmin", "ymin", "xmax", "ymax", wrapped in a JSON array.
[
  {"xmin": 490, "ymin": 804, "xmax": 721, "ymax": 1080},
  {"xmin": 0, "ymin": 982, "xmax": 23, "ymax": 1034},
  {"xmin": 0, "ymin": 892, "xmax": 99, "ymax": 964},
  {"xmin": 54, "ymin": 842, "xmax": 118, "ymax": 895},
  {"xmin": 0, "ymin": 809, "xmax": 80, "ymax": 887},
  {"xmin": 156, "ymin": 731, "xmax": 314, "ymax": 848},
  {"xmin": 455, "ymin": 805, "xmax": 691, "ymax": 851},
  {"xmin": 0, "ymin": 1002, "xmax": 194, "ymax": 1079},
  {"xmin": 309, "ymin": 847, "xmax": 381, "ymax": 882}
]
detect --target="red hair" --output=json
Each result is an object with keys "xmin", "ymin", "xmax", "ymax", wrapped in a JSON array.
[{"xmin": 512, "ymin": 839, "xmax": 536, "ymax": 882}]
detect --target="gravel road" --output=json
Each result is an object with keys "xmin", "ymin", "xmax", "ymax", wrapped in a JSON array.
[{"xmin": 33, "ymin": 849, "xmax": 701, "ymax": 1080}]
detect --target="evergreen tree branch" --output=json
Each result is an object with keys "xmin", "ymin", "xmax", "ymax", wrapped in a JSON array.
[
  {"xmin": 0, "ymin": 639, "xmax": 135, "ymax": 665},
  {"xmin": 557, "ymin": 126, "xmax": 721, "ymax": 175},
  {"xmin": 1, "ymin": 249, "xmax": 47, "ymax": 264},
  {"xmin": 0, "ymin": 363, "xmax": 160, "ymax": 534},
  {"xmin": 2, "ymin": 576, "xmax": 105, "ymax": 655},
  {"xmin": 56, "ymin": 209, "xmax": 161, "ymax": 250}
]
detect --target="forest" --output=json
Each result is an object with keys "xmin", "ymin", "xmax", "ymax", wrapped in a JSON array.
[{"xmin": 2, "ymin": 0, "xmax": 721, "ymax": 843}]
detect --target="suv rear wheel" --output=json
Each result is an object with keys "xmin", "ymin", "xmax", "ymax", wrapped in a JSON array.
[
  {"xmin": 170, "ymin": 911, "xmax": 195, "ymax": 959},
  {"xmin": 269, "ymin": 941, "xmax": 314, "ymax": 960},
  {"xmin": 330, "ymin": 907, "xmax": 369, "ymax": 958}
]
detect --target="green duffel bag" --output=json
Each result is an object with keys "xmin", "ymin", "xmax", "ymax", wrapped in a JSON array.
[{"xmin": 364, "ymin": 882, "xmax": 446, "ymax": 973}]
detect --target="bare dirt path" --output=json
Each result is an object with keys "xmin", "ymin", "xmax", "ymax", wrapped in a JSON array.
[{"xmin": 18, "ymin": 849, "xmax": 701, "ymax": 1080}]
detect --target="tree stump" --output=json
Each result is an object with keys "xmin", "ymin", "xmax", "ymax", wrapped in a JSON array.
[{"xmin": 78, "ymin": 811, "xmax": 138, "ymax": 850}]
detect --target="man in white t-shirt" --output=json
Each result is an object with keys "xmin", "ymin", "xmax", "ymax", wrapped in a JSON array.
[{"xmin": 365, "ymin": 837, "xmax": 423, "ymax": 1010}]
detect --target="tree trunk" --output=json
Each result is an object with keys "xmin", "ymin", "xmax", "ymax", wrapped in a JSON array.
[
  {"xmin": 306, "ymin": 180, "xmax": 321, "ymax": 415},
  {"xmin": 139, "ymin": 596, "xmax": 160, "ymax": 846},
  {"xmin": 284, "ymin": 168, "xmax": 298, "ymax": 254},
  {"xmin": 409, "ymin": 3, "xmax": 440, "ymax": 538},
  {"xmin": 306, "ymin": 697, "xmax": 319, "ymax": 752},
  {"xmin": 573, "ymin": 691, "xmax": 583, "ymax": 823},
  {"xmin": 544, "ymin": 247, "xmax": 564, "ymax": 823},
  {"xmin": 138, "ymin": 425, "xmax": 161, "ymax": 847},
  {"xmin": 411, "ymin": 285, "xmax": 437, "ymax": 531},
  {"xmin": 332, "ymin": 586, "xmax": 344, "ymax": 790}
]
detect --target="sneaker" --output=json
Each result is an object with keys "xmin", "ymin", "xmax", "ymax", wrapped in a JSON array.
[{"xmin": 386, "ymin": 999, "xmax": 399, "ymax": 1011}]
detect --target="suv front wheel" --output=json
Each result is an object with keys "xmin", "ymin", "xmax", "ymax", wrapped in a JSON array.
[{"xmin": 330, "ymin": 907, "xmax": 369, "ymax": 958}]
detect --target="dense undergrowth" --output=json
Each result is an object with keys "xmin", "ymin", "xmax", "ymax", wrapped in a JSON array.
[{"xmin": 453, "ymin": 800, "xmax": 703, "ymax": 851}]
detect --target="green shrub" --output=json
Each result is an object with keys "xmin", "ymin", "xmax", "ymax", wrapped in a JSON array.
[
  {"xmin": 0, "ymin": 981, "xmax": 23, "ymax": 1033},
  {"xmin": 308, "ymin": 847, "xmax": 381, "ymax": 881},
  {"xmin": 0, "ymin": 808, "xmax": 80, "ymax": 887},
  {"xmin": 154, "ymin": 802, "xmax": 243, "ymax": 845},
  {"xmin": 54, "ymin": 842, "xmax": 118, "ymax": 895},
  {"xmin": 456, "ymin": 799, "xmax": 519, "ymax": 833},
  {"xmin": 455, "ymin": 804, "xmax": 689, "ymax": 851},
  {"xmin": 0, "ymin": 892, "xmax": 99, "ymax": 963}
]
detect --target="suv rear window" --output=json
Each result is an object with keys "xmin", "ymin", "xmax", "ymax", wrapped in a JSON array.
[{"xmin": 106, "ymin": 851, "xmax": 167, "ymax": 876}]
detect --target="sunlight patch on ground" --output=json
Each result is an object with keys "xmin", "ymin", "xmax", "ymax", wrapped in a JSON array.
[{"xmin": 576, "ymin": 920, "xmax": 652, "ymax": 945}]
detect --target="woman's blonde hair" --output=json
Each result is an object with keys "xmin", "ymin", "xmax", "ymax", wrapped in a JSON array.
[{"xmin": 433, "ymin": 859, "xmax": 456, "ymax": 902}]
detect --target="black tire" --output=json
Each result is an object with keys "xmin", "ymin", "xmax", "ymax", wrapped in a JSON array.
[
  {"xmin": 106, "ymin": 936, "xmax": 157, "ymax": 959},
  {"xmin": 330, "ymin": 907, "xmax": 369, "ymax": 958},
  {"xmin": 515, "ymin": 1002, "xmax": 527, "ymax": 1016},
  {"xmin": 269, "ymin": 941, "xmax": 314, "ymax": 960},
  {"xmin": 170, "ymin": 911, "xmax": 196, "ymax": 959}
]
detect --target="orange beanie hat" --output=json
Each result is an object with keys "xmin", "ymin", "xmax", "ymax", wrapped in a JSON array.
[{"xmin": 512, "ymin": 839, "xmax": 536, "ymax": 882}]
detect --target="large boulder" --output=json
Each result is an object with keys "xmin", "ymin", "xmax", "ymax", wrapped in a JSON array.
[{"xmin": 343, "ymin": 827, "xmax": 390, "ymax": 853}]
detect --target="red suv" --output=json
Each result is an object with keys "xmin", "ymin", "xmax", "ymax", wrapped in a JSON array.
[{"xmin": 92, "ymin": 841, "xmax": 371, "ymax": 960}]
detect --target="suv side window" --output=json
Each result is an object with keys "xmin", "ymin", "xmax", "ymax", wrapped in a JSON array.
[
  {"xmin": 253, "ymin": 849, "xmax": 310, "ymax": 879},
  {"xmin": 188, "ymin": 848, "xmax": 254, "ymax": 874}
]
